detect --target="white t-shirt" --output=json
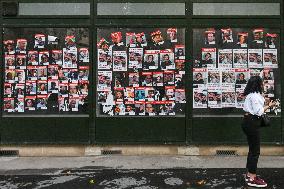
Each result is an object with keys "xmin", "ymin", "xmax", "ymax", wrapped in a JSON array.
[{"xmin": 243, "ymin": 92, "xmax": 265, "ymax": 116}]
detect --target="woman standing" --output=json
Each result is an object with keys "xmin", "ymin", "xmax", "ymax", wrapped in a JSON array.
[{"xmin": 242, "ymin": 76, "xmax": 276, "ymax": 187}]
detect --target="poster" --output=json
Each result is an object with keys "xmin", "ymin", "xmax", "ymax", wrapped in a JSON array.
[
  {"xmin": 160, "ymin": 49, "xmax": 175, "ymax": 70},
  {"xmin": 218, "ymin": 49, "xmax": 232, "ymax": 68},
  {"xmin": 263, "ymin": 49, "xmax": 278, "ymax": 68},
  {"xmin": 113, "ymin": 51, "xmax": 127, "ymax": 71},
  {"xmin": 221, "ymin": 28, "xmax": 233, "ymax": 44},
  {"xmin": 233, "ymin": 49, "xmax": 247, "ymax": 68},
  {"xmin": 34, "ymin": 34, "xmax": 45, "ymax": 49},
  {"xmin": 97, "ymin": 71, "xmax": 112, "ymax": 91},
  {"xmin": 201, "ymin": 48, "xmax": 216, "ymax": 68},
  {"xmin": 237, "ymin": 32, "xmax": 248, "ymax": 48},
  {"xmin": 98, "ymin": 49, "xmax": 112, "ymax": 70},
  {"xmin": 193, "ymin": 84, "xmax": 207, "ymax": 108},
  {"xmin": 204, "ymin": 28, "xmax": 215, "ymax": 45},
  {"xmin": 143, "ymin": 50, "xmax": 159, "ymax": 70},
  {"xmin": 248, "ymin": 49, "xmax": 262, "ymax": 68},
  {"xmin": 129, "ymin": 48, "xmax": 143, "ymax": 69},
  {"xmin": 265, "ymin": 33, "xmax": 277, "ymax": 48}
]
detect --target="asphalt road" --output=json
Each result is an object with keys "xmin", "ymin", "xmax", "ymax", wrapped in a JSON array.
[{"xmin": 0, "ymin": 168, "xmax": 283, "ymax": 189}]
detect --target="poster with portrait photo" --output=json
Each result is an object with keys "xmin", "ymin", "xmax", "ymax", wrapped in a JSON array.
[
  {"xmin": 237, "ymin": 32, "xmax": 248, "ymax": 48},
  {"xmin": 221, "ymin": 88, "xmax": 236, "ymax": 108},
  {"xmin": 79, "ymin": 80, "xmax": 88, "ymax": 95},
  {"xmin": 124, "ymin": 87, "xmax": 135, "ymax": 102},
  {"xmin": 207, "ymin": 68, "xmax": 221, "ymax": 86},
  {"xmin": 14, "ymin": 84, "xmax": 24, "ymax": 101},
  {"xmin": 69, "ymin": 83, "xmax": 79, "ymax": 96},
  {"xmin": 140, "ymin": 72, "xmax": 153, "ymax": 87},
  {"xmin": 113, "ymin": 51, "xmax": 127, "ymax": 71},
  {"xmin": 262, "ymin": 68, "xmax": 274, "ymax": 81},
  {"xmin": 114, "ymin": 72, "xmax": 127, "ymax": 88},
  {"xmin": 175, "ymin": 45, "xmax": 185, "ymax": 60},
  {"xmin": 126, "ymin": 32, "xmax": 136, "ymax": 47},
  {"xmin": 145, "ymin": 101, "xmax": 156, "ymax": 116},
  {"xmin": 4, "ymin": 40, "xmax": 15, "ymax": 55},
  {"xmin": 28, "ymin": 51, "xmax": 38, "ymax": 66},
  {"xmin": 235, "ymin": 69, "xmax": 249, "ymax": 85},
  {"xmin": 134, "ymin": 32, "xmax": 147, "ymax": 48},
  {"xmin": 143, "ymin": 50, "xmax": 159, "ymax": 70},
  {"xmin": 160, "ymin": 50, "xmax": 175, "ymax": 70},
  {"xmin": 221, "ymin": 69, "xmax": 235, "ymax": 85},
  {"xmin": 69, "ymin": 96, "xmax": 79, "ymax": 112},
  {"xmin": 16, "ymin": 54, "xmax": 26, "ymax": 69},
  {"xmin": 135, "ymin": 87, "xmax": 145, "ymax": 101},
  {"xmin": 4, "ymin": 98, "xmax": 14, "ymax": 112},
  {"xmin": 59, "ymin": 83, "xmax": 69, "ymax": 97},
  {"xmin": 78, "ymin": 66, "xmax": 89, "ymax": 81},
  {"xmin": 248, "ymin": 49, "xmax": 263, "ymax": 68},
  {"xmin": 167, "ymin": 28, "xmax": 177, "ymax": 43},
  {"xmin": 263, "ymin": 49, "xmax": 278, "ymax": 68},
  {"xmin": 128, "ymin": 72, "xmax": 139, "ymax": 87},
  {"xmin": 204, "ymin": 28, "xmax": 215, "ymax": 45},
  {"xmin": 34, "ymin": 34, "xmax": 45, "ymax": 49},
  {"xmin": 65, "ymin": 35, "xmax": 76, "ymax": 49},
  {"xmin": 15, "ymin": 98, "xmax": 24, "ymax": 113},
  {"xmin": 39, "ymin": 51, "xmax": 49, "ymax": 66},
  {"xmin": 221, "ymin": 28, "xmax": 233, "ymax": 44},
  {"xmin": 25, "ymin": 80, "xmax": 37, "ymax": 95},
  {"xmin": 5, "ymin": 69, "xmax": 15, "ymax": 83},
  {"xmin": 48, "ymin": 35, "xmax": 59, "ymax": 45},
  {"xmin": 175, "ymin": 60, "xmax": 185, "ymax": 71},
  {"xmin": 15, "ymin": 69, "xmax": 25, "ymax": 83},
  {"xmin": 98, "ymin": 91, "xmax": 110, "ymax": 104},
  {"xmin": 265, "ymin": 33, "xmax": 277, "ymax": 48},
  {"xmin": 78, "ymin": 94, "xmax": 88, "ymax": 113},
  {"xmin": 16, "ymin": 39, "xmax": 27, "ymax": 54},
  {"xmin": 37, "ymin": 66, "xmax": 47, "ymax": 80},
  {"xmin": 201, "ymin": 48, "xmax": 216, "ymax": 68},
  {"xmin": 48, "ymin": 65, "xmax": 58, "ymax": 80},
  {"xmin": 58, "ymin": 68, "xmax": 69, "ymax": 82},
  {"xmin": 114, "ymin": 102, "xmax": 125, "ymax": 116},
  {"xmin": 51, "ymin": 50, "xmax": 63, "ymax": 65},
  {"xmin": 128, "ymin": 48, "xmax": 143, "ymax": 69},
  {"xmin": 4, "ymin": 83, "xmax": 14, "ymax": 97},
  {"xmin": 125, "ymin": 101, "xmax": 136, "ymax": 116},
  {"xmin": 97, "ymin": 71, "xmax": 112, "ymax": 91},
  {"xmin": 68, "ymin": 68, "xmax": 79, "ymax": 83},
  {"xmin": 208, "ymin": 88, "xmax": 222, "ymax": 109},
  {"xmin": 236, "ymin": 85, "xmax": 246, "ymax": 108},
  {"xmin": 25, "ymin": 96, "xmax": 36, "ymax": 111},
  {"xmin": 193, "ymin": 84, "xmax": 207, "ymax": 109},
  {"xmin": 218, "ymin": 49, "xmax": 232, "ymax": 68},
  {"xmin": 114, "ymin": 87, "xmax": 124, "ymax": 102},
  {"xmin": 37, "ymin": 80, "xmax": 47, "ymax": 95},
  {"xmin": 36, "ymin": 95, "xmax": 48, "ymax": 110},
  {"xmin": 164, "ymin": 86, "xmax": 175, "ymax": 101},
  {"xmin": 145, "ymin": 87, "xmax": 155, "ymax": 101},
  {"xmin": 48, "ymin": 80, "xmax": 59, "ymax": 93},
  {"xmin": 156, "ymin": 101, "xmax": 169, "ymax": 116},
  {"xmin": 252, "ymin": 28, "xmax": 264, "ymax": 44},
  {"xmin": 153, "ymin": 72, "xmax": 164, "ymax": 86},
  {"xmin": 135, "ymin": 101, "xmax": 145, "ymax": 116},
  {"xmin": 5, "ymin": 55, "xmax": 15, "ymax": 69},
  {"xmin": 175, "ymin": 71, "xmax": 185, "ymax": 89},
  {"xmin": 164, "ymin": 70, "xmax": 175, "ymax": 86},
  {"xmin": 175, "ymin": 89, "xmax": 186, "ymax": 103},
  {"xmin": 59, "ymin": 96, "xmax": 69, "ymax": 112},
  {"xmin": 98, "ymin": 49, "xmax": 112, "ymax": 70},
  {"xmin": 63, "ymin": 48, "xmax": 77, "ymax": 68},
  {"xmin": 263, "ymin": 80, "xmax": 274, "ymax": 97},
  {"xmin": 78, "ymin": 48, "xmax": 89, "ymax": 63},
  {"xmin": 233, "ymin": 49, "xmax": 248, "ymax": 68}
]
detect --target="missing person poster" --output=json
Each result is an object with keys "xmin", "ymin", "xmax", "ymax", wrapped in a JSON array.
[
  {"xmin": 164, "ymin": 70, "xmax": 175, "ymax": 86},
  {"xmin": 145, "ymin": 87, "xmax": 155, "ymax": 101},
  {"xmin": 63, "ymin": 48, "xmax": 77, "ymax": 68},
  {"xmin": 78, "ymin": 48, "xmax": 89, "ymax": 63},
  {"xmin": 265, "ymin": 33, "xmax": 277, "ymax": 48},
  {"xmin": 202, "ymin": 48, "xmax": 216, "ymax": 68},
  {"xmin": 36, "ymin": 95, "xmax": 48, "ymax": 110},
  {"xmin": 97, "ymin": 71, "xmax": 112, "ymax": 91},
  {"xmin": 51, "ymin": 50, "xmax": 63, "ymax": 65},
  {"xmin": 125, "ymin": 101, "xmax": 136, "ymax": 115},
  {"xmin": 39, "ymin": 51, "xmax": 49, "ymax": 66},
  {"xmin": 28, "ymin": 51, "xmax": 39, "ymax": 66},
  {"xmin": 113, "ymin": 51, "xmax": 127, "ymax": 71},
  {"xmin": 16, "ymin": 39, "xmax": 27, "ymax": 54},
  {"xmin": 221, "ymin": 28, "xmax": 233, "ymax": 44},
  {"xmin": 4, "ymin": 40, "xmax": 15, "ymax": 55},
  {"xmin": 129, "ymin": 48, "xmax": 143, "ymax": 69},
  {"xmin": 193, "ymin": 84, "xmax": 207, "ymax": 109},
  {"xmin": 204, "ymin": 28, "xmax": 215, "ymax": 45},
  {"xmin": 248, "ymin": 49, "xmax": 263, "ymax": 68},
  {"xmin": 235, "ymin": 69, "xmax": 249, "ymax": 85},
  {"xmin": 263, "ymin": 49, "xmax": 278, "ymax": 68},
  {"xmin": 129, "ymin": 72, "xmax": 139, "ymax": 87},
  {"xmin": 237, "ymin": 32, "xmax": 248, "ymax": 48},
  {"xmin": 153, "ymin": 72, "xmax": 164, "ymax": 86},
  {"xmin": 221, "ymin": 87, "xmax": 235, "ymax": 108},
  {"xmin": 236, "ymin": 85, "xmax": 246, "ymax": 108},
  {"xmin": 160, "ymin": 50, "xmax": 175, "ymax": 70},
  {"xmin": 140, "ymin": 72, "xmax": 153, "ymax": 86},
  {"xmin": 143, "ymin": 50, "xmax": 159, "ymax": 70},
  {"xmin": 124, "ymin": 87, "xmax": 135, "ymax": 102},
  {"xmin": 34, "ymin": 34, "xmax": 45, "ymax": 49},
  {"xmin": 233, "ymin": 49, "xmax": 248, "ymax": 68},
  {"xmin": 193, "ymin": 68, "xmax": 207, "ymax": 85},
  {"xmin": 16, "ymin": 54, "xmax": 26, "ymax": 69},
  {"xmin": 218, "ymin": 49, "xmax": 232, "ymax": 68},
  {"xmin": 5, "ymin": 55, "xmax": 15, "ymax": 69},
  {"xmin": 175, "ymin": 45, "xmax": 185, "ymax": 60},
  {"xmin": 98, "ymin": 49, "xmax": 112, "ymax": 70},
  {"xmin": 252, "ymin": 28, "xmax": 264, "ymax": 44}
]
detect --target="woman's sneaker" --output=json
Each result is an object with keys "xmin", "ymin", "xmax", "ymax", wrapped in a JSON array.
[{"xmin": 246, "ymin": 176, "xmax": 268, "ymax": 188}]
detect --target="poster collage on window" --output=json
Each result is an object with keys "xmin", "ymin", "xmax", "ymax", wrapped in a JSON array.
[
  {"xmin": 3, "ymin": 33, "xmax": 89, "ymax": 113},
  {"xmin": 193, "ymin": 28, "xmax": 281, "ymax": 114},
  {"xmin": 97, "ymin": 28, "xmax": 186, "ymax": 116}
]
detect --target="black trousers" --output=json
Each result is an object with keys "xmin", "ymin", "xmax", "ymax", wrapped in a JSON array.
[{"xmin": 242, "ymin": 114, "xmax": 261, "ymax": 174}]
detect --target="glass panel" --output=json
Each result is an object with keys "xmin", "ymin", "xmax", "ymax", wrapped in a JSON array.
[
  {"xmin": 97, "ymin": 3, "xmax": 185, "ymax": 15},
  {"xmin": 19, "ymin": 3, "xmax": 90, "ymax": 16},
  {"xmin": 97, "ymin": 28, "xmax": 186, "ymax": 117},
  {"xmin": 192, "ymin": 28, "xmax": 281, "ymax": 116},
  {"xmin": 193, "ymin": 3, "xmax": 280, "ymax": 15},
  {"xmin": 3, "ymin": 28, "xmax": 90, "ymax": 115}
]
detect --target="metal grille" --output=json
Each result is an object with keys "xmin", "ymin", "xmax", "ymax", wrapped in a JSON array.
[
  {"xmin": 216, "ymin": 150, "xmax": 237, "ymax": 156},
  {"xmin": 101, "ymin": 150, "xmax": 122, "ymax": 155},
  {"xmin": 0, "ymin": 150, "xmax": 19, "ymax": 157}
]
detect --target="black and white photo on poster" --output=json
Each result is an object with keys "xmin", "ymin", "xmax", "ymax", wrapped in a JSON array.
[
  {"xmin": 98, "ymin": 49, "xmax": 112, "ymax": 70},
  {"xmin": 78, "ymin": 48, "xmax": 89, "ymax": 63},
  {"xmin": 69, "ymin": 96, "xmax": 80, "ymax": 112},
  {"xmin": 124, "ymin": 87, "xmax": 135, "ymax": 102},
  {"xmin": 263, "ymin": 80, "xmax": 274, "ymax": 98},
  {"xmin": 65, "ymin": 35, "xmax": 76, "ymax": 49},
  {"xmin": 79, "ymin": 80, "xmax": 88, "ymax": 95},
  {"xmin": 5, "ymin": 55, "xmax": 15, "ymax": 68},
  {"xmin": 208, "ymin": 87, "xmax": 222, "ymax": 109},
  {"xmin": 175, "ymin": 88, "xmax": 186, "ymax": 103},
  {"xmin": 16, "ymin": 54, "xmax": 26, "ymax": 69},
  {"xmin": 135, "ymin": 32, "xmax": 147, "ymax": 48},
  {"xmin": 39, "ymin": 51, "xmax": 50, "ymax": 66},
  {"xmin": 204, "ymin": 28, "xmax": 215, "ymax": 45},
  {"xmin": 252, "ymin": 28, "xmax": 264, "ymax": 44},
  {"xmin": 135, "ymin": 87, "xmax": 145, "ymax": 101},
  {"xmin": 161, "ymin": 101, "xmax": 176, "ymax": 116},
  {"xmin": 221, "ymin": 69, "xmax": 235, "ymax": 84},
  {"xmin": 218, "ymin": 49, "xmax": 232, "ymax": 68},
  {"xmin": 37, "ymin": 66, "xmax": 47, "ymax": 80},
  {"xmin": 237, "ymin": 32, "xmax": 248, "ymax": 48},
  {"xmin": 193, "ymin": 84, "xmax": 207, "ymax": 109},
  {"xmin": 114, "ymin": 102, "xmax": 125, "ymax": 116},
  {"xmin": 129, "ymin": 48, "xmax": 143, "ymax": 69},
  {"xmin": 236, "ymin": 85, "xmax": 246, "ymax": 108},
  {"xmin": 59, "ymin": 96, "xmax": 69, "ymax": 112},
  {"xmin": 69, "ymin": 83, "xmax": 79, "ymax": 96},
  {"xmin": 221, "ymin": 28, "xmax": 233, "ymax": 44},
  {"xmin": 63, "ymin": 48, "xmax": 77, "ymax": 68},
  {"xmin": 248, "ymin": 49, "xmax": 263, "ymax": 68},
  {"xmin": 126, "ymin": 32, "xmax": 136, "ymax": 47},
  {"xmin": 164, "ymin": 70, "xmax": 175, "ymax": 86},
  {"xmin": 114, "ymin": 72, "xmax": 127, "ymax": 88},
  {"xmin": 15, "ymin": 98, "xmax": 24, "ymax": 112},
  {"xmin": 265, "ymin": 33, "xmax": 277, "ymax": 48},
  {"xmin": 51, "ymin": 50, "xmax": 63, "ymax": 65},
  {"xmin": 235, "ymin": 68, "xmax": 249, "ymax": 85},
  {"xmin": 262, "ymin": 68, "xmax": 274, "ymax": 81},
  {"xmin": 5, "ymin": 69, "xmax": 15, "ymax": 83},
  {"xmin": 59, "ymin": 83, "xmax": 69, "ymax": 97},
  {"xmin": 233, "ymin": 49, "xmax": 248, "ymax": 68},
  {"xmin": 78, "ymin": 66, "xmax": 89, "ymax": 81},
  {"xmin": 28, "ymin": 51, "xmax": 39, "ymax": 66},
  {"xmin": 48, "ymin": 79, "xmax": 59, "ymax": 93},
  {"xmin": 135, "ymin": 101, "xmax": 145, "ymax": 116},
  {"xmin": 145, "ymin": 101, "xmax": 156, "ymax": 116},
  {"xmin": 16, "ymin": 39, "xmax": 27, "ymax": 54},
  {"xmin": 164, "ymin": 86, "xmax": 175, "ymax": 101},
  {"xmin": 15, "ymin": 83, "xmax": 25, "ymax": 98},
  {"xmin": 4, "ymin": 40, "xmax": 15, "ymax": 55},
  {"xmin": 160, "ymin": 49, "xmax": 175, "ymax": 70},
  {"xmin": 48, "ymin": 35, "xmax": 59, "ymax": 45},
  {"xmin": 145, "ymin": 87, "xmax": 155, "ymax": 101},
  {"xmin": 175, "ymin": 60, "xmax": 185, "ymax": 71},
  {"xmin": 193, "ymin": 68, "xmax": 207, "ymax": 85},
  {"xmin": 113, "ymin": 51, "xmax": 127, "ymax": 71},
  {"xmin": 36, "ymin": 95, "xmax": 48, "ymax": 110},
  {"xmin": 201, "ymin": 48, "xmax": 216, "ymax": 68},
  {"xmin": 25, "ymin": 80, "xmax": 37, "ymax": 95},
  {"xmin": 97, "ymin": 91, "xmax": 111, "ymax": 104},
  {"xmin": 97, "ymin": 71, "xmax": 112, "ymax": 91},
  {"xmin": 15, "ymin": 69, "xmax": 25, "ymax": 83},
  {"xmin": 34, "ymin": 34, "xmax": 45, "ymax": 49},
  {"xmin": 175, "ymin": 45, "xmax": 185, "ymax": 60},
  {"xmin": 125, "ymin": 101, "xmax": 136, "ymax": 115},
  {"xmin": 167, "ymin": 28, "xmax": 177, "ymax": 43},
  {"xmin": 140, "ymin": 72, "xmax": 153, "ymax": 87},
  {"xmin": 4, "ymin": 83, "xmax": 13, "ymax": 97},
  {"xmin": 148, "ymin": 30, "xmax": 165, "ymax": 50},
  {"xmin": 143, "ymin": 50, "xmax": 159, "ymax": 70},
  {"xmin": 263, "ymin": 49, "xmax": 278, "ymax": 68},
  {"xmin": 221, "ymin": 87, "xmax": 236, "ymax": 108},
  {"xmin": 250, "ymin": 68, "xmax": 263, "ymax": 77},
  {"xmin": 175, "ymin": 71, "xmax": 185, "ymax": 89},
  {"xmin": 37, "ymin": 80, "xmax": 48, "ymax": 95},
  {"xmin": 114, "ymin": 87, "xmax": 124, "ymax": 102},
  {"xmin": 4, "ymin": 98, "xmax": 14, "ymax": 112},
  {"xmin": 207, "ymin": 68, "xmax": 221, "ymax": 85},
  {"xmin": 153, "ymin": 71, "xmax": 164, "ymax": 86},
  {"xmin": 128, "ymin": 72, "xmax": 139, "ymax": 87},
  {"xmin": 25, "ymin": 96, "xmax": 36, "ymax": 111},
  {"xmin": 48, "ymin": 65, "xmax": 59, "ymax": 80}
]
